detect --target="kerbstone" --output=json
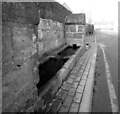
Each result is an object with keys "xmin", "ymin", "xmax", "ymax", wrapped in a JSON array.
[
  {"xmin": 82, "ymin": 76, "xmax": 87, "ymax": 80},
  {"xmin": 73, "ymin": 92, "xmax": 82, "ymax": 103},
  {"xmin": 69, "ymin": 102, "xmax": 79, "ymax": 112},
  {"xmin": 57, "ymin": 89, "xmax": 68, "ymax": 100},
  {"xmin": 59, "ymin": 106, "xmax": 69, "ymax": 112},
  {"xmin": 71, "ymin": 82, "xmax": 79, "ymax": 88},
  {"xmin": 79, "ymin": 79, "xmax": 86, "ymax": 86},
  {"xmin": 62, "ymin": 83, "xmax": 72, "ymax": 91},
  {"xmin": 77, "ymin": 85, "xmax": 84, "ymax": 93}
]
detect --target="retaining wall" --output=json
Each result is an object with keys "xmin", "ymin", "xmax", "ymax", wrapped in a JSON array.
[
  {"xmin": 2, "ymin": 2, "xmax": 71, "ymax": 112},
  {"xmin": 2, "ymin": 22, "xmax": 39, "ymax": 112}
]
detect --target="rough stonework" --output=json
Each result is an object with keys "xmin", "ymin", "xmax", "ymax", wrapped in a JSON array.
[
  {"xmin": 65, "ymin": 14, "xmax": 86, "ymax": 46},
  {"xmin": 38, "ymin": 18, "xmax": 64, "ymax": 56},
  {"xmin": 2, "ymin": 2, "xmax": 71, "ymax": 112}
]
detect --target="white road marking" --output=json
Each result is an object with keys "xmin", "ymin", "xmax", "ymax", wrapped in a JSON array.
[
  {"xmin": 99, "ymin": 44, "xmax": 118, "ymax": 113},
  {"xmin": 94, "ymin": 35, "xmax": 97, "ymax": 44}
]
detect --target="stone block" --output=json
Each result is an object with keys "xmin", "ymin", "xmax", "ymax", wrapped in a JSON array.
[
  {"xmin": 65, "ymin": 25, "xmax": 70, "ymax": 32},
  {"xmin": 77, "ymin": 69, "xmax": 84, "ymax": 77},
  {"xmin": 69, "ymin": 25, "xmax": 76, "ymax": 32},
  {"xmin": 78, "ymin": 25, "xmax": 85, "ymax": 32},
  {"xmin": 74, "ymin": 77, "xmax": 81, "ymax": 82},
  {"xmin": 79, "ymin": 79, "xmax": 86, "ymax": 86},
  {"xmin": 73, "ymin": 92, "xmax": 82, "ymax": 103},
  {"xmin": 69, "ymin": 102, "xmax": 79, "ymax": 112},
  {"xmin": 62, "ymin": 83, "xmax": 72, "ymax": 91},
  {"xmin": 38, "ymin": 18, "xmax": 50, "ymax": 30},
  {"xmin": 67, "ymin": 77, "xmax": 74, "ymax": 84},
  {"xmin": 59, "ymin": 106, "xmax": 69, "ymax": 112},
  {"xmin": 71, "ymin": 69, "xmax": 78, "ymax": 75},
  {"xmin": 65, "ymin": 25, "xmax": 76, "ymax": 32},
  {"xmin": 77, "ymin": 85, "xmax": 84, "ymax": 93},
  {"xmin": 40, "ymin": 29, "xmax": 50, "ymax": 40},
  {"xmin": 71, "ymin": 81, "xmax": 79, "ymax": 88},
  {"xmin": 65, "ymin": 32, "xmax": 73, "ymax": 38},
  {"xmin": 56, "ymin": 68, "xmax": 66, "ymax": 82},
  {"xmin": 82, "ymin": 76, "xmax": 87, "ymax": 80},
  {"xmin": 63, "ymin": 96, "xmax": 73, "ymax": 107},
  {"xmin": 73, "ymin": 33, "xmax": 83, "ymax": 38},
  {"xmin": 57, "ymin": 89, "xmax": 68, "ymax": 100},
  {"xmin": 44, "ymin": 40, "xmax": 56, "ymax": 52},
  {"xmin": 69, "ymin": 74, "xmax": 76, "ymax": 78},
  {"xmin": 68, "ymin": 88, "xmax": 76, "ymax": 96},
  {"xmin": 65, "ymin": 13, "xmax": 86, "ymax": 25}
]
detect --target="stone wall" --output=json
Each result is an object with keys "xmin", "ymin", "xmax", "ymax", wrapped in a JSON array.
[
  {"xmin": 2, "ymin": 2, "xmax": 71, "ymax": 112},
  {"xmin": 65, "ymin": 13, "xmax": 86, "ymax": 46},
  {"xmin": 2, "ymin": 2, "xmax": 72, "ymax": 24},
  {"xmin": 37, "ymin": 2, "xmax": 72, "ymax": 23},
  {"xmin": 65, "ymin": 24, "xmax": 86, "ymax": 46},
  {"xmin": 38, "ymin": 18, "xmax": 64, "ymax": 56},
  {"xmin": 2, "ymin": 22, "xmax": 38, "ymax": 112}
]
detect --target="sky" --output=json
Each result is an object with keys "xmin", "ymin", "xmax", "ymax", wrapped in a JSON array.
[{"xmin": 56, "ymin": 0, "xmax": 119, "ymax": 28}]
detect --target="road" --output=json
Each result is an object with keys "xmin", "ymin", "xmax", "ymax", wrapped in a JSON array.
[
  {"xmin": 86, "ymin": 30, "xmax": 118, "ymax": 112},
  {"xmin": 0, "ymin": 25, "xmax": 2, "ymax": 113}
]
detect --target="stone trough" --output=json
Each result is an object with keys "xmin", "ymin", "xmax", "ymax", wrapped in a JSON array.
[{"xmin": 34, "ymin": 44, "xmax": 86, "ymax": 112}]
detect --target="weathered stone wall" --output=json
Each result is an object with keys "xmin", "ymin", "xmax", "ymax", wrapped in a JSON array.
[
  {"xmin": 2, "ymin": 2, "xmax": 71, "ymax": 112},
  {"xmin": 65, "ymin": 24, "xmax": 86, "ymax": 46},
  {"xmin": 2, "ymin": 2, "xmax": 72, "ymax": 24},
  {"xmin": 2, "ymin": 22, "xmax": 38, "ymax": 112},
  {"xmin": 37, "ymin": 2, "xmax": 72, "ymax": 23},
  {"xmin": 38, "ymin": 18, "xmax": 64, "ymax": 56},
  {"xmin": 65, "ymin": 13, "xmax": 86, "ymax": 46}
]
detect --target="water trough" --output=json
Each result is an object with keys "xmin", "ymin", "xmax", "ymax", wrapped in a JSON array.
[
  {"xmin": 36, "ymin": 45, "xmax": 79, "ymax": 91},
  {"xmin": 34, "ymin": 44, "xmax": 86, "ymax": 111}
]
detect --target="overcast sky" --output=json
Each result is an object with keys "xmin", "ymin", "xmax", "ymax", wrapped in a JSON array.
[{"xmin": 56, "ymin": 0, "xmax": 118, "ymax": 27}]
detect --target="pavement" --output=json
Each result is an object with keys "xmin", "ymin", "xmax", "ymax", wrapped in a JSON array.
[{"xmin": 45, "ymin": 42, "xmax": 97, "ymax": 113}]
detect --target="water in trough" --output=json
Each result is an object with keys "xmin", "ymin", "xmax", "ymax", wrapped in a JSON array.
[{"xmin": 36, "ymin": 45, "xmax": 79, "ymax": 93}]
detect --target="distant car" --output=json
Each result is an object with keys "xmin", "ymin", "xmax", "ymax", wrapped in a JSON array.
[{"xmin": 86, "ymin": 23, "xmax": 94, "ymax": 35}]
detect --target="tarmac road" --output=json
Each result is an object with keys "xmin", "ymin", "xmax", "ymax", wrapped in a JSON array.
[{"xmin": 86, "ymin": 30, "xmax": 118, "ymax": 112}]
